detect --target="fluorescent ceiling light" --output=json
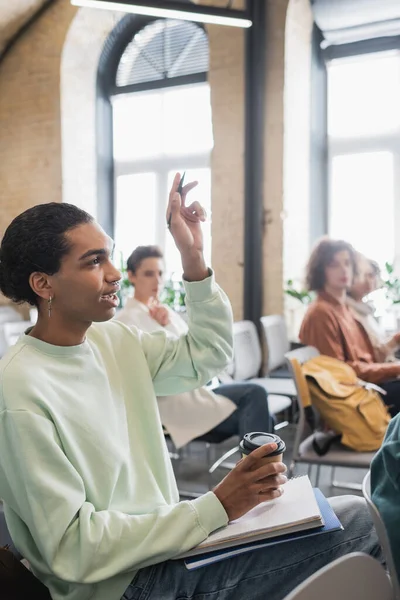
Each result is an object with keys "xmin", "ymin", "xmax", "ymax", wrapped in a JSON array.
[{"xmin": 71, "ymin": 0, "xmax": 252, "ymax": 28}]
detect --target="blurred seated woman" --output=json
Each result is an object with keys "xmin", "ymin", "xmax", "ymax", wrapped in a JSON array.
[
  {"xmin": 347, "ymin": 253, "xmax": 400, "ymax": 363},
  {"xmin": 299, "ymin": 237, "xmax": 400, "ymax": 416},
  {"xmin": 116, "ymin": 245, "xmax": 274, "ymax": 449}
]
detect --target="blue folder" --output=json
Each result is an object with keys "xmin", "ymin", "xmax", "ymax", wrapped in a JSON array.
[{"xmin": 184, "ymin": 488, "xmax": 342, "ymax": 570}]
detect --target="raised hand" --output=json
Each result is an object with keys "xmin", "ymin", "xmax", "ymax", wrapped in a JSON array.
[
  {"xmin": 166, "ymin": 173, "xmax": 205, "ymax": 255},
  {"xmin": 166, "ymin": 173, "xmax": 209, "ymax": 282}
]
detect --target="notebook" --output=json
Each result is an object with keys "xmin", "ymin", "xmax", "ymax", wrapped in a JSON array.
[
  {"xmin": 178, "ymin": 475, "xmax": 323, "ymax": 560},
  {"xmin": 183, "ymin": 488, "xmax": 342, "ymax": 570}
]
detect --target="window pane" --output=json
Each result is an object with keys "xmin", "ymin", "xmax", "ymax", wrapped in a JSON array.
[
  {"xmin": 165, "ymin": 169, "xmax": 212, "ymax": 277},
  {"xmin": 113, "ymin": 93, "xmax": 163, "ymax": 161},
  {"xmin": 329, "ymin": 152, "xmax": 394, "ymax": 268},
  {"xmin": 113, "ymin": 83, "xmax": 213, "ymax": 162},
  {"xmin": 115, "ymin": 173, "xmax": 157, "ymax": 261},
  {"xmin": 162, "ymin": 85, "xmax": 213, "ymax": 156},
  {"xmin": 328, "ymin": 52, "xmax": 400, "ymax": 138}
]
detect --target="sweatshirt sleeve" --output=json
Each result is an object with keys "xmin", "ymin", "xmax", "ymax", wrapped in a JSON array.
[
  {"xmin": 137, "ymin": 271, "xmax": 234, "ymax": 396},
  {"xmin": 372, "ymin": 429, "xmax": 400, "ymax": 492},
  {"xmin": 348, "ymin": 359, "xmax": 400, "ymax": 384},
  {"xmin": 0, "ymin": 408, "xmax": 228, "ymax": 584}
]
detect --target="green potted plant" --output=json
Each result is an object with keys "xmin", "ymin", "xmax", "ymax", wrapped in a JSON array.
[
  {"xmin": 284, "ymin": 279, "xmax": 314, "ymax": 342},
  {"xmin": 381, "ymin": 262, "xmax": 400, "ymax": 305},
  {"xmin": 284, "ymin": 280, "xmax": 313, "ymax": 305},
  {"xmin": 160, "ymin": 276, "xmax": 186, "ymax": 312}
]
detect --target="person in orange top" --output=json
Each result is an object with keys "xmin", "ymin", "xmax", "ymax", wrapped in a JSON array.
[{"xmin": 299, "ymin": 238, "xmax": 400, "ymax": 416}]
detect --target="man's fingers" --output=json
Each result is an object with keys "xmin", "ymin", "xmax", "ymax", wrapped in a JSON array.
[
  {"xmin": 168, "ymin": 193, "xmax": 182, "ymax": 224},
  {"xmin": 167, "ymin": 174, "xmax": 198, "ymax": 225},
  {"xmin": 166, "ymin": 174, "xmax": 182, "ymax": 225},
  {"xmin": 238, "ymin": 443, "xmax": 278, "ymax": 470},
  {"xmin": 257, "ymin": 487, "xmax": 284, "ymax": 503},
  {"xmin": 184, "ymin": 201, "xmax": 207, "ymax": 222},
  {"xmin": 170, "ymin": 173, "xmax": 181, "ymax": 199},
  {"xmin": 181, "ymin": 181, "xmax": 198, "ymax": 206},
  {"xmin": 251, "ymin": 462, "xmax": 287, "ymax": 482},
  {"xmin": 254, "ymin": 474, "xmax": 287, "ymax": 490}
]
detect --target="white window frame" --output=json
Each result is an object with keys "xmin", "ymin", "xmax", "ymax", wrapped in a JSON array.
[
  {"xmin": 327, "ymin": 50, "xmax": 400, "ymax": 266},
  {"xmin": 111, "ymin": 81, "xmax": 212, "ymax": 275}
]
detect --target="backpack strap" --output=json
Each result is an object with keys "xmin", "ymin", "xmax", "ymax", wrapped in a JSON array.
[{"xmin": 290, "ymin": 358, "xmax": 316, "ymax": 431}]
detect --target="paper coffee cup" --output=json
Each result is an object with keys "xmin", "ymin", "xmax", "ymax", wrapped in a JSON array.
[{"xmin": 239, "ymin": 432, "xmax": 286, "ymax": 463}]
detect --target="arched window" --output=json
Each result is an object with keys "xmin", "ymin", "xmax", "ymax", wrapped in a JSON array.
[{"xmin": 100, "ymin": 17, "xmax": 213, "ymax": 276}]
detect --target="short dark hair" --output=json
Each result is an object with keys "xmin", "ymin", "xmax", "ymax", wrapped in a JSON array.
[
  {"xmin": 306, "ymin": 237, "xmax": 358, "ymax": 292},
  {"xmin": 126, "ymin": 245, "xmax": 163, "ymax": 274},
  {"xmin": 0, "ymin": 202, "xmax": 93, "ymax": 306}
]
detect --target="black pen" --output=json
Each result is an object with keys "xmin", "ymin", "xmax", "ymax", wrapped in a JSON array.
[{"xmin": 177, "ymin": 171, "xmax": 186, "ymax": 195}]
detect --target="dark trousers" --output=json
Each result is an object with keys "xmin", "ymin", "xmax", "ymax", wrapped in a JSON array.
[
  {"xmin": 209, "ymin": 382, "xmax": 274, "ymax": 440},
  {"xmin": 379, "ymin": 379, "xmax": 400, "ymax": 417}
]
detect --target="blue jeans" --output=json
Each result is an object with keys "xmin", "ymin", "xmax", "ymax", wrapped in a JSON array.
[
  {"xmin": 121, "ymin": 495, "xmax": 381, "ymax": 600},
  {"xmin": 211, "ymin": 383, "xmax": 274, "ymax": 439}
]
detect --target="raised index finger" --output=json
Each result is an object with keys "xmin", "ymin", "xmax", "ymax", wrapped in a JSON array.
[{"xmin": 166, "ymin": 173, "xmax": 182, "ymax": 225}]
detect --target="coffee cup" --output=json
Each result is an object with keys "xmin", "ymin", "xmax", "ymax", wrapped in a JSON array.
[{"xmin": 239, "ymin": 432, "xmax": 286, "ymax": 464}]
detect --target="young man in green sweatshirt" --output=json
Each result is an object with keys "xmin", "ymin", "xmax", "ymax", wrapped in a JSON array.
[{"xmin": 0, "ymin": 174, "xmax": 380, "ymax": 600}]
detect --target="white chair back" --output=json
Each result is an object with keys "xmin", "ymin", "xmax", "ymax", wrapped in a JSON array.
[
  {"xmin": 284, "ymin": 552, "xmax": 394, "ymax": 600},
  {"xmin": 3, "ymin": 321, "xmax": 31, "ymax": 349},
  {"xmin": 232, "ymin": 320, "xmax": 262, "ymax": 380},
  {"xmin": 363, "ymin": 471, "xmax": 400, "ymax": 599},
  {"xmin": 260, "ymin": 315, "xmax": 290, "ymax": 373}
]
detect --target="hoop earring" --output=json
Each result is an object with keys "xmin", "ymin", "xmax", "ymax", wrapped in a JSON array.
[{"xmin": 48, "ymin": 296, "xmax": 53, "ymax": 318}]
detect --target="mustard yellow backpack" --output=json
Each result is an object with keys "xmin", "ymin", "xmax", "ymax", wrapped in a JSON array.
[{"xmin": 300, "ymin": 355, "xmax": 390, "ymax": 452}]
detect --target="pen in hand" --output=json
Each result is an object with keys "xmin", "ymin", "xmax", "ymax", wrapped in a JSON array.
[{"xmin": 167, "ymin": 172, "xmax": 185, "ymax": 230}]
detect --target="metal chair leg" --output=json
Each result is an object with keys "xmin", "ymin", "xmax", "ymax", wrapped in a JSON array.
[
  {"xmin": 332, "ymin": 480, "xmax": 363, "ymax": 491},
  {"xmin": 315, "ymin": 464, "xmax": 321, "ymax": 487},
  {"xmin": 205, "ymin": 442, "xmax": 211, "ymax": 467},
  {"xmin": 274, "ymin": 420, "xmax": 289, "ymax": 431}
]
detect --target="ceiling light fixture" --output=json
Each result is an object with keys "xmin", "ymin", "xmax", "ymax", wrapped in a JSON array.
[{"xmin": 71, "ymin": 0, "xmax": 252, "ymax": 28}]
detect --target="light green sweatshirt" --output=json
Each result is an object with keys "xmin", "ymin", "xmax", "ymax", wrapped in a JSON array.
[{"xmin": 0, "ymin": 273, "xmax": 232, "ymax": 600}]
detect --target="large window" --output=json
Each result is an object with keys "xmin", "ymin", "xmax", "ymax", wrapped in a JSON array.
[
  {"xmin": 110, "ymin": 19, "xmax": 213, "ymax": 276},
  {"xmin": 327, "ymin": 50, "xmax": 400, "ymax": 268}
]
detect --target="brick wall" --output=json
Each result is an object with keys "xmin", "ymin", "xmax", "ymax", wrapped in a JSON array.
[
  {"xmin": 0, "ymin": 0, "xmax": 306, "ymax": 319},
  {"xmin": 0, "ymin": 0, "xmax": 77, "ymax": 236}
]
